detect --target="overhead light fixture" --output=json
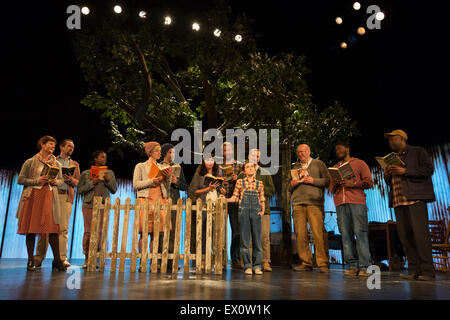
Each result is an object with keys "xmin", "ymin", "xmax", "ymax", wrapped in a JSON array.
[
  {"xmin": 164, "ymin": 16, "xmax": 172, "ymax": 25},
  {"xmin": 139, "ymin": 11, "xmax": 146, "ymax": 19},
  {"xmin": 213, "ymin": 29, "xmax": 222, "ymax": 37},
  {"xmin": 114, "ymin": 5, "xmax": 122, "ymax": 14},
  {"xmin": 353, "ymin": 2, "xmax": 361, "ymax": 10},
  {"xmin": 192, "ymin": 22, "xmax": 200, "ymax": 31},
  {"xmin": 335, "ymin": 17, "xmax": 343, "ymax": 25},
  {"xmin": 234, "ymin": 34, "xmax": 242, "ymax": 42}
]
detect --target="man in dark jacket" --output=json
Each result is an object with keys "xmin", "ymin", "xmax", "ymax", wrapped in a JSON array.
[{"xmin": 383, "ymin": 129, "xmax": 436, "ymax": 281}]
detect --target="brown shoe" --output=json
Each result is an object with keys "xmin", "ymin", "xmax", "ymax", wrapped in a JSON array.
[
  {"xmin": 358, "ymin": 270, "xmax": 371, "ymax": 277},
  {"xmin": 232, "ymin": 262, "xmax": 243, "ymax": 269},
  {"xmin": 319, "ymin": 266, "xmax": 329, "ymax": 273},
  {"xmin": 293, "ymin": 264, "xmax": 313, "ymax": 272},
  {"xmin": 63, "ymin": 260, "xmax": 71, "ymax": 267},
  {"xmin": 263, "ymin": 263, "xmax": 272, "ymax": 272},
  {"xmin": 344, "ymin": 268, "xmax": 358, "ymax": 276}
]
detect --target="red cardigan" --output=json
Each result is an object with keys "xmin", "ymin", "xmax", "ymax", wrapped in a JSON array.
[{"xmin": 329, "ymin": 158, "xmax": 373, "ymax": 207}]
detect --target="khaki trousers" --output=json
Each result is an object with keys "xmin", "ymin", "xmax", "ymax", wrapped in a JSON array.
[
  {"xmin": 293, "ymin": 204, "xmax": 329, "ymax": 268},
  {"xmin": 35, "ymin": 193, "xmax": 73, "ymax": 262}
]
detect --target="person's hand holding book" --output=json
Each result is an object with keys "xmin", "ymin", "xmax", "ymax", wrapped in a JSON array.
[
  {"xmin": 38, "ymin": 176, "xmax": 49, "ymax": 185},
  {"xmin": 103, "ymin": 172, "xmax": 110, "ymax": 182},
  {"xmin": 49, "ymin": 178, "xmax": 58, "ymax": 186},
  {"xmin": 208, "ymin": 181, "xmax": 221, "ymax": 191},
  {"xmin": 290, "ymin": 179, "xmax": 301, "ymax": 188},
  {"xmin": 302, "ymin": 176, "xmax": 314, "ymax": 185},
  {"xmin": 339, "ymin": 179, "xmax": 357, "ymax": 188},
  {"xmin": 387, "ymin": 165, "xmax": 406, "ymax": 176}
]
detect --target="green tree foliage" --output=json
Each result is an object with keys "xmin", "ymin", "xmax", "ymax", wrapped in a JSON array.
[{"xmin": 73, "ymin": 1, "xmax": 358, "ymax": 163}]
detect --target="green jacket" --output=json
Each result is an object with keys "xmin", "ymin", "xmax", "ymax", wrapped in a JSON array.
[{"xmin": 237, "ymin": 166, "xmax": 275, "ymax": 215}]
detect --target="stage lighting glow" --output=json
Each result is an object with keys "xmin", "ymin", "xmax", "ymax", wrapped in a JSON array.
[
  {"xmin": 340, "ymin": 42, "xmax": 347, "ymax": 49},
  {"xmin": 235, "ymin": 34, "xmax": 242, "ymax": 42},
  {"xmin": 376, "ymin": 12, "xmax": 385, "ymax": 21},
  {"xmin": 353, "ymin": 2, "xmax": 361, "ymax": 10},
  {"xmin": 114, "ymin": 5, "xmax": 122, "ymax": 14},
  {"xmin": 335, "ymin": 17, "xmax": 343, "ymax": 25},
  {"xmin": 164, "ymin": 16, "xmax": 172, "ymax": 25},
  {"xmin": 139, "ymin": 11, "xmax": 146, "ymax": 18},
  {"xmin": 357, "ymin": 27, "xmax": 366, "ymax": 35},
  {"xmin": 81, "ymin": 7, "xmax": 90, "ymax": 15},
  {"xmin": 192, "ymin": 22, "xmax": 200, "ymax": 31},
  {"xmin": 214, "ymin": 29, "xmax": 222, "ymax": 37}
]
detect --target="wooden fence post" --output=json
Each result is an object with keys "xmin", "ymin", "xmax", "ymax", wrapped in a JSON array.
[
  {"xmin": 151, "ymin": 198, "xmax": 161, "ymax": 273},
  {"xmin": 196, "ymin": 199, "xmax": 203, "ymax": 274},
  {"xmin": 205, "ymin": 199, "xmax": 213, "ymax": 274},
  {"xmin": 87, "ymin": 196, "xmax": 102, "ymax": 272},
  {"xmin": 215, "ymin": 198, "xmax": 224, "ymax": 275},
  {"xmin": 160, "ymin": 199, "xmax": 172, "ymax": 273},
  {"xmin": 110, "ymin": 198, "xmax": 121, "ymax": 272},
  {"xmin": 130, "ymin": 199, "xmax": 140, "ymax": 273},
  {"xmin": 140, "ymin": 198, "xmax": 150, "ymax": 273},
  {"xmin": 99, "ymin": 198, "xmax": 111, "ymax": 272},
  {"xmin": 119, "ymin": 198, "xmax": 131, "ymax": 272},
  {"xmin": 183, "ymin": 198, "xmax": 192, "ymax": 274},
  {"xmin": 172, "ymin": 198, "xmax": 183, "ymax": 275}
]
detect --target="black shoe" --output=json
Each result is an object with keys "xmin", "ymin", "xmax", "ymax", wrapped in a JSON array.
[
  {"xmin": 52, "ymin": 259, "xmax": 67, "ymax": 272},
  {"xmin": 34, "ymin": 260, "xmax": 42, "ymax": 268},
  {"xmin": 400, "ymin": 273, "xmax": 418, "ymax": 280},
  {"xmin": 417, "ymin": 275, "xmax": 435, "ymax": 282},
  {"xmin": 27, "ymin": 260, "xmax": 36, "ymax": 272}
]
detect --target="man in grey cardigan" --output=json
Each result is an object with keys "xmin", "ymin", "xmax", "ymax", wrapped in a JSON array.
[{"xmin": 289, "ymin": 144, "xmax": 330, "ymax": 273}]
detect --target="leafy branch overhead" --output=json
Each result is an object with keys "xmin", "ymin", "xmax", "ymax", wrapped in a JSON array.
[{"xmin": 72, "ymin": 0, "xmax": 358, "ymax": 163}]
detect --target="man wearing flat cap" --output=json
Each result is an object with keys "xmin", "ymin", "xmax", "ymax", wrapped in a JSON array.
[{"xmin": 383, "ymin": 129, "xmax": 436, "ymax": 281}]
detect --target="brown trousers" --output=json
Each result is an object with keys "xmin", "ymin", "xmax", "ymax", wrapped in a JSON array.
[{"xmin": 293, "ymin": 204, "xmax": 329, "ymax": 268}]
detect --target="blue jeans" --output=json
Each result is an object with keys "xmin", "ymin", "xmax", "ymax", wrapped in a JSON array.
[{"xmin": 336, "ymin": 204, "xmax": 372, "ymax": 269}]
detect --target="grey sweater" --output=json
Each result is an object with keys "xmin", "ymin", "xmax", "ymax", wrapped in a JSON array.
[{"xmin": 289, "ymin": 158, "xmax": 330, "ymax": 208}]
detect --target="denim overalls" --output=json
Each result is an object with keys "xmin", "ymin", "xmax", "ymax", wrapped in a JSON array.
[{"xmin": 239, "ymin": 178, "xmax": 262, "ymax": 270}]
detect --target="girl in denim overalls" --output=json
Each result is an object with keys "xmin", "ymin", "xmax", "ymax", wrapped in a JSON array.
[{"xmin": 227, "ymin": 162, "xmax": 265, "ymax": 274}]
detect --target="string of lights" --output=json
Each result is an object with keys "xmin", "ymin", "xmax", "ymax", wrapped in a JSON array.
[
  {"xmin": 78, "ymin": 4, "xmax": 243, "ymax": 42},
  {"xmin": 335, "ymin": 2, "xmax": 385, "ymax": 50}
]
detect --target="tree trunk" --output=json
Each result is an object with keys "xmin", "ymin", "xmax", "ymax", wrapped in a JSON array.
[{"xmin": 201, "ymin": 73, "xmax": 218, "ymax": 129}]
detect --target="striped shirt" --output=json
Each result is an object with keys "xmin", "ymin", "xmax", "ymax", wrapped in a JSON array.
[{"xmin": 391, "ymin": 150, "xmax": 418, "ymax": 208}]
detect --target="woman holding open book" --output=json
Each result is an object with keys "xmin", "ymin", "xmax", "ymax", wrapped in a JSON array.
[
  {"xmin": 133, "ymin": 141, "xmax": 171, "ymax": 267},
  {"xmin": 188, "ymin": 153, "xmax": 226, "ymax": 270},
  {"xmin": 78, "ymin": 150, "xmax": 117, "ymax": 269},
  {"xmin": 16, "ymin": 135, "xmax": 66, "ymax": 272}
]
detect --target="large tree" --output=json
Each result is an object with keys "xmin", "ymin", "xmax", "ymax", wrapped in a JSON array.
[{"xmin": 73, "ymin": 1, "xmax": 358, "ymax": 164}]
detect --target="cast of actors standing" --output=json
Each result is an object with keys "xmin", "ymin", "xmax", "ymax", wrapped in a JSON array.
[
  {"xmin": 221, "ymin": 142, "xmax": 244, "ymax": 269},
  {"xmin": 16, "ymin": 136, "xmax": 66, "ymax": 271},
  {"xmin": 329, "ymin": 142, "xmax": 373, "ymax": 277},
  {"xmin": 383, "ymin": 130, "xmax": 436, "ymax": 281},
  {"xmin": 160, "ymin": 143, "xmax": 188, "ymax": 271},
  {"xmin": 189, "ymin": 154, "xmax": 226, "ymax": 269},
  {"xmin": 133, "ymin": 142, "xmax": 171, "ymax": 271},
  {"xmin": 34, "ymin": 139, "xmax": 80, "ymax": 268},
  {"xmin": 289, "ymin": 144, "xmax": 330, "ymax": 273},
  {"xmin": 238, "ymin": 149, "xmax": 275, "ymax": 272},
  {"xmin": 228, "ymin": 162, "xmax": 265, "ymax": 275},
  {"xmin": 77, "ymin": 150, "xmax": 117, "ymax": 268}
]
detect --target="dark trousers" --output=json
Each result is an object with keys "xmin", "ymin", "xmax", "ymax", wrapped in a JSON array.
[
  {"xmin": 228, "ymin": 202, "xmax": 241, "ymax": 264},
  {"xmin": 394, "ymin": 201, "xmax": 435, "ymax": 277}
]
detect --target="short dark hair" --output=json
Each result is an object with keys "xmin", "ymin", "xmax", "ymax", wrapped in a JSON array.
[
  {"xmin": 244, "ymin": 161, "xmax": 256, "ymax": 169},
  {"xmin": 90, "ymin": 150, "xmax": 106, "ymax": 165},
  {"xmin": 334, "ymin": 141, "xmax": 350, "ymax": 149},
  {"xmin": 60, "ymin": 139, "xmax": 74, "ymax": 148},
  {"xmin": 37, "ymin": 135, "xmax": 57, "ymax": 150}
]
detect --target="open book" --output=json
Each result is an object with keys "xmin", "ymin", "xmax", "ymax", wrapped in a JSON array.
[
  {"xmin": 159, "ymin": 163, "xmax": 181, "ymax": 178},
  {"xmin": 328, "ymin": 162, "xmax": 356, "ymax": 181},
  {"xmin": 90, "ymin": 166, "xmax": 108, "ymax": 180},
  {"xmin": 220, "ymin": 165, "xmax": 235, "ymax": 181},
  {"xmin": 290, "ymin": 168, "xmax": 308, "ymax": 183},
  {"xmin": 204, "ymin": 174, "xmax": 225, "ymax": 187},
  {"xmin": 41, "ymin": 163, "xmax": 60, "ymax": 180},
  {"xmin": 148, "ymin": 162, "xmax": 181, "ymax": 179},
  {"xmin": 375, "ymin": 152, "xmax": 405, "ymax": 170},
  {"xmin": 61, "ymin": 165, "xmax": 76, "ymax": 176}
]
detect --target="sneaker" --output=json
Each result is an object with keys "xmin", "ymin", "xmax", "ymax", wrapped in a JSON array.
[
  {"xmin": 344, "ymin": 268, "xmax": 358, "ymax": 276},
  {"xmin": 244, "ymin": 268, "xmax": 253, "ymax": 275},
  {"xmin": 254, "ymin": 268, "xmax": 263, "ymax": 275},
  {"xmin": 293, "ymin": 264, "xmax": 313, "ymax": 272},
  {"xmin": 263, "ymin": 263, "xmax": 272, "ymax": 272}
]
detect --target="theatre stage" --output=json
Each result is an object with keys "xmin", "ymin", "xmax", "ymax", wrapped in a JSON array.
[{"xmin": 1, "ymin": 259, "xmax": 449, "ymax": 300}]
